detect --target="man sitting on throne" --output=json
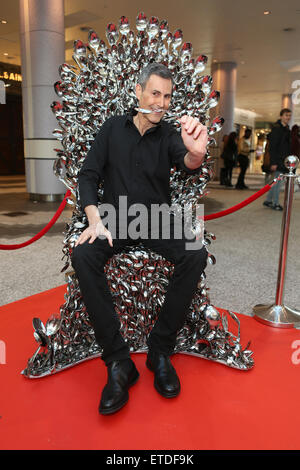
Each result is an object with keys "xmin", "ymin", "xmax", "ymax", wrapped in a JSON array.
[{"xmin": 71, "ymin": 62, "xmax": 208, "ymax": 415}]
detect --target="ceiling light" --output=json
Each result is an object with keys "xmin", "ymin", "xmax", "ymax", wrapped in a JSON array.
[
  {"xmin": 264, "ymin": 10, "xmax": 271, "ymax": 15},
  {"xmin": 3, "ymin": 53, "xmax": 8, "ymax": 56},
  {"xmin": 1, "ymin": 20, "xmax": 7, "ymax": 24}
]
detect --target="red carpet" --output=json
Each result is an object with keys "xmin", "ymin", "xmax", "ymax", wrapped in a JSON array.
[{"xmin": 0, "ymin": 285, "xmax": 300, "ymax": 450}]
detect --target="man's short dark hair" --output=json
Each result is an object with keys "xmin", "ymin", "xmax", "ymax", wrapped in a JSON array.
[
  {"xmin": 137, "ymin": 63, "xmax": 173, "ymax": 90},
  {"xmin": 280, "ymin": 108, "xmax": 292, "ymax": 116}
]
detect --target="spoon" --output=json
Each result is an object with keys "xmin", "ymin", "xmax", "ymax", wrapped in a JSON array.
[{"xmin": 135, "ymin": 107, "xmax": 164, "ymax": 114}]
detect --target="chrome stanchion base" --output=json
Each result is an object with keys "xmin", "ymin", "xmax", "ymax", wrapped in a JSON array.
[{"xmin": 253, "ymin": 304, "xmax": 300, "ymax": 329}]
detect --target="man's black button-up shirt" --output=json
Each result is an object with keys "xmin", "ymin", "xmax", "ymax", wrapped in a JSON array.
[{"xmin": 78, "ymin": 112, "xmax": 201, "ymax": 212}]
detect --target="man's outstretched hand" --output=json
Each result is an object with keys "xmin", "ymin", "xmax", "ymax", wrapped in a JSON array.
[{"xmin": 180, "ymin": 115, "xmax": 208, "ymax": 159}]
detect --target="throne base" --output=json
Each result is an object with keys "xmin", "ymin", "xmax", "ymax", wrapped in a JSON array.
[{"xmin": 21, "ymin": 341, "xmax": 254, "ymax": 379}]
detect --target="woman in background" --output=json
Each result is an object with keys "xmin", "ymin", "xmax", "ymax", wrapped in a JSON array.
[
  {"xmin": 236, "ymin": 128, "xmax": 253, "ymax": 189},
  {"xmin": 221, "ymin": 132, "xmax": 238, "ymax": 187},
  {"xmin": 220, "ymin": 134, "xmax": 229, "ymax": 185},
  {"xmin": 291, "ymin": 124, "xmax": 300, "ymax": 158}
]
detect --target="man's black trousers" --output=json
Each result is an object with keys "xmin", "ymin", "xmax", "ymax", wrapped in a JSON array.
[{"xmin": 71, "ymin": 217, "xmax": 208, "ymax": 366}]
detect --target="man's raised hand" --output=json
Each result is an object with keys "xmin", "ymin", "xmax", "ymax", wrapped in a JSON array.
[{"xmin": 180, "ymin": 115, "xmax": 208, "ymax": 158}]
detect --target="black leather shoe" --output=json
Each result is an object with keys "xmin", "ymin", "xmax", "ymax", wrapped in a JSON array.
[
  {"xmin": 99, "ymin": 359, "xmax": 139, "ymax": 415},
  {"xmin": 146, "ymin": 352, "xmax": 180, "ymax": 398}
]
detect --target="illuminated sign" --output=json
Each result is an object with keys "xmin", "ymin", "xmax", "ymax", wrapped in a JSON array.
[{"xmin": 0, "ymin": 71, "xmax": 22, "ymax": 82}]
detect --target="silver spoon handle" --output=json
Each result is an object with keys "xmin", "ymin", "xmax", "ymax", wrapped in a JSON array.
[{"xmin": 135, "ymin": 107, "xmax": 162, "ymax": 114}]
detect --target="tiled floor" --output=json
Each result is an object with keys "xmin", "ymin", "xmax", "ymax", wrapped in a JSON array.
[{"xmin": 0, "ymin": 173, "xmax": 299, "ymax": 316}]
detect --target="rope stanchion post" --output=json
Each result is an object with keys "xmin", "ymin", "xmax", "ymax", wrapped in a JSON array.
[{"xmin": 253, "ymin": 155, "xmax": 300, "ymax": 328}]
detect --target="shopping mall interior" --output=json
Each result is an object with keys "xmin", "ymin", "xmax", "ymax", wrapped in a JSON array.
[
  {"xmin": 1, "ymin": 0, "xmax": 300, "ymax": 452},
  {"xmin": 0, "ymin": 0, "xmax": 300, "ymax": 176}
]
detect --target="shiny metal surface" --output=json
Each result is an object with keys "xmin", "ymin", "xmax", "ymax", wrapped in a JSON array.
[
  {"xmin": 275, "ymin": 173, "xmax": 294, "ymax": 305},
  {"xmin": 253, "ymin": 156, "xmax": 299, "ymax": 328},
  {"xmin": 29, "ymin": 193, "xmax": 65, "ymax": 202},
  {"xmin": 253, "ymin": 304, "xmax": 300, "ymax": 329},
  {"xmin": 22, "ymin": 12, "xmax": 254, "ymax": 378},
  {"xmin": 134, "ymin": 107, "xmax": 162, "ymax": 114},
  {"xmin": 284, "ymin": 155, "xmax": 299, "ymax": 172}
]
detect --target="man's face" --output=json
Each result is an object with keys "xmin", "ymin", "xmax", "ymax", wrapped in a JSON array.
[
  {"xmin": 281, "ymin": 112, "xmax": 292, "ymax": 126},
  {"xmin": 135, "ymin": 74, "xmax": 173, "ymax": 124}
]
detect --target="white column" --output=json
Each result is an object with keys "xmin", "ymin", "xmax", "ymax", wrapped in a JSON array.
[
  {"xmin": 211, "ymin": 62, "xmax": 237, "ymax": 179},
  {"xmin": 19, "ymin": 0, "xmax": 65, "ymax": 201}
]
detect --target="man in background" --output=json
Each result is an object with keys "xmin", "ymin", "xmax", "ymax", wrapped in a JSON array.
[{"xmin": 263, "ymin": 108, "xmax": 292, "ymax": 211}]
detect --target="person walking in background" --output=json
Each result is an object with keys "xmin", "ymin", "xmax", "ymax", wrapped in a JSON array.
[
  {"xmin": 220, "ymin": 132, "xmax": 238, "ymax": 187},
  {"xmin": 291, "ymin": 124, "xmax": 300, "ymax": 158},
  {"xmin": 263, "ymin": 108, "xmax": 292, "ymax": 211},
  {"xmin": 235, "ymin": 128, "xmax": 253, "ymax": 189},
  {"xmin": 262, "ymin": 133, "xmax": 271, "ymax": 184},
  {"xmin": 219, "ymin": 134, "xmax": 228, "ymax": 185}
]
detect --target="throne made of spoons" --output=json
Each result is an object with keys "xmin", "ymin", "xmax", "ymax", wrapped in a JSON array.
[{"xmin": 22, "ymin": 13, "xmax": 254, "ymax": 378}]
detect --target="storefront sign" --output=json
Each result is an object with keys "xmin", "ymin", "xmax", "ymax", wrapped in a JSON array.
[
  {"xmin": 0, "ymin": 71, "xmax": 22, "ymax": 82},
  {"xmin": 0, "ymin": 62, "xmax": 22, "ymax": 96}
]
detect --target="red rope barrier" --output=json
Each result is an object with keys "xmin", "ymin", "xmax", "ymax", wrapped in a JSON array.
[
  {"xmin": 0, "ymin": 190, "xmax": 71, "ymax": 250},
  {"xmin": 204, "ymin": 183, "xmax": 272, "ymax": 221},
  {"xmin": 0, "ymin": 177, "xmax": 280, "ymax": 250}
]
